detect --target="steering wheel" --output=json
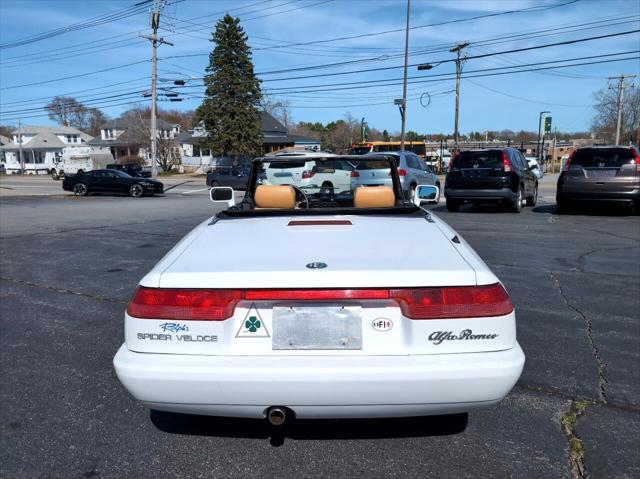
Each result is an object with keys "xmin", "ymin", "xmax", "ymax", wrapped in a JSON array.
[{"xmin": 290, "ymin": 185, "xmax": 309, "ymax": 208}]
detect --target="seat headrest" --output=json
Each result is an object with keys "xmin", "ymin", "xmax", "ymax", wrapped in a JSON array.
[
  {"xmin": 254, "ymin": 185, "xmax": 296, "ymax": 209},
  {"xmin": 353, "ymin": 186, "xmax": 396, "ymax": 208}
]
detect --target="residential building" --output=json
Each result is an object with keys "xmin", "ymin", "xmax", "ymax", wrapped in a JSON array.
[
  {"xmin": 0, "ymin": 135, "xmax": 10, "ymax": 163},
  {"xmin": 87, "ymin": 118, "xmax": 181, "ymax": 162},
  {"xmin": 1, "ymin": 125, "xmax": 93, "ymax": 174},
  {"xmin": 260, "ymin": 112, "xmax": 320, "ymax": 153},
  {"xmin": 177, "ymin": 112, "xmax": 320, "ymax": 172}
]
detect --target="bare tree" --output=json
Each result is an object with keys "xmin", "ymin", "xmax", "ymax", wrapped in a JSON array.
[
  {"xmin": 0, "ymin": 125, "xmax": 13, "ymax": 138},
  {"xmin": 118, "ymin": 106, "xmax": 180, "ymax": 172},
  {"xmin": 156, "ymin": 135, "xmax": 180, "ymax": 172},
  {"xmin": 44, "ymin": 96, "xmax": 106, "ymax": 136},
  {"xmin": 261, "ymin": 96, "xmax": 293, "ymax": 128},
  {"xmin": 592, "ymin": 85, "xmax": 640, "ymax": 144}
]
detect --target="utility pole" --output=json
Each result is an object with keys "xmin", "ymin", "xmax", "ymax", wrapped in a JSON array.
[
  {"xmin": 18, "ymin": 120, "xmax": 24, "ymax": 175},
  {"xmin": 399, "ymin": 0, "xmax": 410, "ymax": 151},
  {"xmin": 450, "ymin": 42, "xmax": 469, "ymax": 147},
  {"xmin": 552, "ymin": 127, "xmax": 557, "ymax": 174},
  {"xmin": 141, "ymin": 0, "xmax": 173, "ymax": 177},
  {"xmin": 608, "ymin": 74, "xmax": 636, "ymax": 145}
]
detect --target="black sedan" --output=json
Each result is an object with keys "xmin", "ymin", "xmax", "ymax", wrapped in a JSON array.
[
  {"xmin": 62, "ymin": 169, "xmax": 164, "ymax": 197},
  {"xmin": 206, "ymin": 166, "xmax": 250, "ymax": 190}
]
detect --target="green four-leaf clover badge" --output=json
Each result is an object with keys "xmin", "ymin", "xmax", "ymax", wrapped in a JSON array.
[{"xmin": 245, "ymin": 316, "xmax": 261, "ymax": 333}]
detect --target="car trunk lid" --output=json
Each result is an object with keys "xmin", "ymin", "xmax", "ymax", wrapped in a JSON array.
[{"xmin": 157, "ymin": 215, "xmax": 476, "ymax": 288}]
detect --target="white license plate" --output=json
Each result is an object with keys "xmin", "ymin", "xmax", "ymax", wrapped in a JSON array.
[{"xmin": 272, "ymin": 305, "xmax": 362, "ymax": 350}]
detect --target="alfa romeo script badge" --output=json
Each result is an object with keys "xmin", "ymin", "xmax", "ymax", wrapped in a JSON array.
[{"xmin": 306, "ymin": 262, "xmax": 327, "ymax": 269}]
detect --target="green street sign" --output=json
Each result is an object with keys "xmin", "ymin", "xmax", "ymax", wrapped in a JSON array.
[{"xmin": 544, "ymin": 116, "xmax": 552, "ymax": 133}]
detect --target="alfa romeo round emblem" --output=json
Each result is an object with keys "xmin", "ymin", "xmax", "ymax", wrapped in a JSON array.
[{"xmin": 306, "ymin": 262, "xmax": 327, "ymax": 269}]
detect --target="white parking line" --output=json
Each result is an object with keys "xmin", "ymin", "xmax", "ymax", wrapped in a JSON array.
[{"xmin": 181, "ymin": 187, "xmax": 210, "ymax": 194}]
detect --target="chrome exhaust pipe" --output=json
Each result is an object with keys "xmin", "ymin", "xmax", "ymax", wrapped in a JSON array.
[{"xmin": 266, "ymin": 406, "xmax": 287, "ymax": 426}]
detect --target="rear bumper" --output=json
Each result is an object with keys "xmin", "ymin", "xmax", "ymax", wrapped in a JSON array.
[
  {"xmin": 113, "ymin": 343, "xmax": 525, "ymax": 418},
  {"xmin": 557, "ymin": 188, "xmax": 639, "ymax": 202},
  {"xmin": 444, "ymin": 187, "xmax": 517, "ymax": 202}
]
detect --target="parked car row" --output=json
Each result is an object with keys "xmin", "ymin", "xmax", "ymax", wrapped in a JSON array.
[
  {"xmin": 207, "ymin": 150, "xmax": 441, "ymax": 202},
  {"xmin": 442, "ymin": 145, "xmax": 639, "ymax": 214}
]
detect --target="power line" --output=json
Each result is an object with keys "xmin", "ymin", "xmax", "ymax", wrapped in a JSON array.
[
  {"xmin": 250, "ymin": 0, "xmax": 582, "ymax": 50},
  {"xmin": 2, "ymin": 54, "xmax": 636, "ymax": 122},
  {"xmin": 258, "ymin": 54, "xmax": 640, "ymax": 94},
  {"xmin": 0, "ymin": 1, "xmax": 153, "ymax": 50},
  {"xmin": 256, "ymin": 29, "xmax": 640, "ymax": 83},
  {"xmin": 0, "ymin": 60, "xmax": 150, "ymax": 91},
  {"xmin": 464, "ymin": 79, "xmax": 591, "ymax": 107},
  {"xmin": 159, "ymin": 0, "xmax": 580, "ymax": 54},
  {"xmin": 0, "ymin": 99, "xmax": 152, "ymax": 122},
  {"xmin": 0, "ymin": 38, "xmax": 146, "ymax": 70}
]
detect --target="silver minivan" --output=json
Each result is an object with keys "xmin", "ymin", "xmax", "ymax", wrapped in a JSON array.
[{"xmin": 351, "ymin": 151, "xmax": 440, "ymax": 202}]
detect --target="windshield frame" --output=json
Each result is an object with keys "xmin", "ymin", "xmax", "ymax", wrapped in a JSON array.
[{"xmin": 221, "ymin": 155, "xmax": 413, "ymax": 217}]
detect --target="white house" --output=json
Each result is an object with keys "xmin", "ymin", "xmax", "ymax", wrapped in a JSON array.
[
  {"xmin": 176, "ymin": 112, "xmax": 321, "ymax": 172},
  {"xmin": 87, "ymin": 118, "xmax": 181, "ymax": 163},
  {"xmin": 1, "ymin": 125, "xmax": 93, "ymax": 174}
]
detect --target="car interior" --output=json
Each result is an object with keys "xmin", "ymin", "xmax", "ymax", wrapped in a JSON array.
[{"xmin": 217, "ymin": 156, "xmax": 420, "ymax": 215}]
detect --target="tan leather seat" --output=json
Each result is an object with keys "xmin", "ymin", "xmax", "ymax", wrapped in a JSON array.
[
  {"xmin": 353, "ymin": 186, "xmax": 396, "ymax": 208},
  {"xmin": 255, "ymin": 185, "xmax": 296, "ymax": 209}
]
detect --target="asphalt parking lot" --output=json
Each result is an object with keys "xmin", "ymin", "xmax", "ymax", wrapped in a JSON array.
[{"xmin": 0, "ymin": 174, "xmax": 638, "ymax": 478}]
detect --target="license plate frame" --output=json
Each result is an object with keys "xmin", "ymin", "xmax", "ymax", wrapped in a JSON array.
[
  {"xmin": 272, "ymin": 304, "xmax": 362, "ymax": 350},
  {"xmin": 586, "ymin": 169, "xmax": 616, "ymax": 178}
]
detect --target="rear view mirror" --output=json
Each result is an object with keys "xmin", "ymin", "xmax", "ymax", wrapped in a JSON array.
[
  {"xmin": 209, "ymin": 186, "xmax": 235, "ymax": 208},
  {"xmin": 413, "ymin": 185, "xmax": 440, "ymax": 206}
]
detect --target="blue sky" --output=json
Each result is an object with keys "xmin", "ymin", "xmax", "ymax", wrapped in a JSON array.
[{"xmin": 1, "ymin": 0, "xmax": 639, "ymax": 134}]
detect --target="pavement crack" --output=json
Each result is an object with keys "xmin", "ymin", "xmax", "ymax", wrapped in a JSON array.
[
  {"xmin": 575, "ymin": 246, "xmax": 636, "ymax": 273},
  {"xmin": 561, "ymin": 400, "xmax": 592, "ymax": 479},
  {"xmin": 515, "ymin": 384, "xmax": 639, "ymax": 412},
  {"xmin": 0, "ymin": 277, "xmax": 126, "ymax": 305},
  {"xmin": 550, "ymin": 271, "xmax": 608, "ymax": 403}
]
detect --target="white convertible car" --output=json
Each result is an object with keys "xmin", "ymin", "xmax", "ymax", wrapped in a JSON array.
[{"xmin": 114, "ymin": 155, "xmax": 524, "ymax": 425}]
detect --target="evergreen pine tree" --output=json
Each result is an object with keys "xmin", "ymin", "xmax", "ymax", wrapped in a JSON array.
[{"xmin": 196, "ymin": 15, "xmax": 262, "ymax": 157}]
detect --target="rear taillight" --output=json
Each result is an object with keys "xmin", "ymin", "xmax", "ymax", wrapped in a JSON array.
[
  {"xmin": 127, "ymin": 284, "xmax": 513, "ymax": 321},
  {"xmin": 350, "ymin": 170, "xmax": 360, "ymax": 177},
  {"xmin": 631, "ymin": 147, "xmax": 640, "ymax": 172},
  {"xmin": 127, "ymin": 287, "xmax": 242, "ymax": 320},
  {"xmin": 397, "ymin": 168, "xmax": 407, "ymax": 176},
  {"xmin": 302, "ymin": 170, "xmax": 315, "ymax": 179},
  {"xmin": 563, "ymin": 150, "xmax": 576, "ymax": 172},
  {"xmin": 502, "ymin": 151, "xmax": 512, "ymax": 172},
  {"xmin": 390, "ymin": 283, "xmax": 513, "ymax": 319}
]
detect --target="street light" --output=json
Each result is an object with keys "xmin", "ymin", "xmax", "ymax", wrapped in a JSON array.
[{"xmin": 417, "ymin": 63, "xmax": 433, "ymax": 71}]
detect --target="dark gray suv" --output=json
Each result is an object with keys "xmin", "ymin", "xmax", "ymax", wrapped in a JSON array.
[
  {"xmin": 556, "ymin": 146, "xmax": 640, "ymax": 213},
  {"xmin": 444, "ymin": 148, "xmax": 538, "ymax": 213}
]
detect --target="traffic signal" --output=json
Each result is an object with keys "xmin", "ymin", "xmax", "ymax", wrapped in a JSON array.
[{"xmin": 544, "ymin": 116, "xmax": 552, "ymax": 133}]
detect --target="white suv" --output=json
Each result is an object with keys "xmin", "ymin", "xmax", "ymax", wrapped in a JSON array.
[{"xmin": 265, "ymin": 156, "xmax": 352, "ymax": 193}]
